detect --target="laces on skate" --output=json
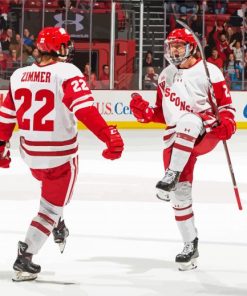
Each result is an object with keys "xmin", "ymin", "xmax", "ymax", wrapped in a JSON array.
[{"xmin": 175, "ymin": 237, "xmax": 199, "ymax": 271}]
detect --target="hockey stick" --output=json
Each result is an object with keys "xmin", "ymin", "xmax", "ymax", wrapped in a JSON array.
[{"xmin": 176, "ymin": 19, "xmax": 242, "ymax": 210}]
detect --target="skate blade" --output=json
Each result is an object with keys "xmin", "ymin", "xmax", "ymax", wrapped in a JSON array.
[
  {"xmin": 58, "ymin": 240, "xmax": 66, "ymax": 254},
  {"xmin": 156, "ymin": 190, "xmax": 170, "ymax": 202},
  {"xmin": 12, "ymin": 271, "xmax": 38, "ymax": 282},
  {"xmin": 178, "ymin": 258, "xmax": 197, "ymax": 271}
]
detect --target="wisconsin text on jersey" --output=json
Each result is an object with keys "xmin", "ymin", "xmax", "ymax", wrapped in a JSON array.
[
  {"xmin": 21, "ymin": 71, "xmax": 51, "ymax": 83},
  {"xmin": 159, "ymin": 80, "xmax": 191, "ymax": 112}
]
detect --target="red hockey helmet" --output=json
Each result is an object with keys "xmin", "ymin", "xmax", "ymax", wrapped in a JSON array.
[
  {"xmin": 164, "ymin": 28, "xmax": 197, "ymax": 65},
  {"xmin": 36, "ymin": 27, "xmax": 73, "ymax": 60}
]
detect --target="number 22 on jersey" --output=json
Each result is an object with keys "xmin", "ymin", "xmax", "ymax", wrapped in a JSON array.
[{"xmin": 15, "ymin": 88, "xmax": 54, "ymax": 131}]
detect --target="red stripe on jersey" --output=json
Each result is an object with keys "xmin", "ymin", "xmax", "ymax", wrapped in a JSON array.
[
  {"xmin": 31, "ymin": 221, "xmax": 50, "ymax": 236},
  {"xmin": 176, "ymin": 133, "xmax": 196, "ymax": 143},
  {"xmin": 166, "ymin": 125, "xmax": 176, "ymax": 129},
  {"xmin": 175, "ymin": 213, "xmax": 194, "ymax": 221},
  {"xmin": 38, "ymin": 212, "xmax": 55, "ymax": 226},
  {"xmin": 22, "ymin": 135, "xmax": 77, "ymax": 146},
  {"xmin": 0, "ymin": 111, "xmax": 16, "ymax": 119},
  {"xmin": 65, "ymin": 156, "xmax": 78, "ymax": 205},
  {"xmin": 173, "ymin": 143, "xmax": 193, "ymax": 153},
  {"xmin": 173, "ymin": 204, "xmax": 192, "ymax": 211},
  {"xmin": 21, "ymin": 142, "xmax": 78, "ymax": 156},
  {"xmin": 163, "ymin": 132, "xmax": 175, "ymax": 140}
]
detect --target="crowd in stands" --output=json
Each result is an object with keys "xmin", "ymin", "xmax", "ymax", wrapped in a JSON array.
[
  {"xmin": 0, "ymin": 1, "xmax": 246, "ymax": 90},
  {"xmin": 163, "ymin": 0, "xmax": 247, "ymax": 90}
]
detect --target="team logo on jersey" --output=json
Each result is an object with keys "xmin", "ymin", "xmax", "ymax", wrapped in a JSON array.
[{"xmin": 54, "ymin": 14, "xmax": 84, "ymax": 31}]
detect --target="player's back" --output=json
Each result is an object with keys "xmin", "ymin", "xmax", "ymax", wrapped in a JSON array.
[{"xmin": 10, "ymin": 62, "xmax": 82, "ymax": 168}]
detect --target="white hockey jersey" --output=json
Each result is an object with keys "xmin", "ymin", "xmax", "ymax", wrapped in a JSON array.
[
  {"xmin": 154, "ymin": 60, "xmax": 235, "ymax": 148},
  {"xmin": 0, "ymin": 62, "xmax": 94, "ymax": 168}
]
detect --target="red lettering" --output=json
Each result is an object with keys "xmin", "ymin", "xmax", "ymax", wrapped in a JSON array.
[
  {"xmin": 105, "ymin": 102, "xmax": 112, "ymax": 115},
  {"xmin": 180, "ymin": 101, "xmax": 186, "ymax": 110},
  {"xmin": 165, "ymin": 87, "xmax": 170, "ymax": 97},
  {"xmin": 46, "ymin": 72, "xmax": 51, "ymax": 83},
  {"xmin": 28, "ymin": 72, "xmax": 34, "ymax": 81},
  {"xmin": 40, "ymin": 72, "xmax": 45, "ymax": 82},
  {"xmin": 175, "ymin": 97, "xmax": 180, "ymax": 106},
  {"xmin": 21, "ymin": 72, "xmax": 27, "ymax": 82},
  {"xmin": 34, "ymin": 72, "xmax": 40, "ymax": 81},
  {"xmin": 170, "ymin": 93, "xmax": 176, "ymax": 102}
]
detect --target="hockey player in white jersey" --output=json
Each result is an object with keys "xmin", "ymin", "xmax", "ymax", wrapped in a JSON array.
[
  {"xmin": 130, "ymin": 28, "xmax": 236, "ymax": 271},
  {"xmin": 0, "ymin": 27, "xmax": 124, "ymax": 281}
]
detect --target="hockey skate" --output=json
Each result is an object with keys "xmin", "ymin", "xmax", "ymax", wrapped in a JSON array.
[
  {"xmin": 52, "ymin": 218, "xmax": 69, "ymax": 254},
  {"xmin": 12, "ymin": 241, "xmax": 41, "ymax": 282},
  {"xmin": 156, "ymin": 169, "xmax": 181, "ymax": 201},
  {"xmin": 175, "ymin": 237, "xmax": 199, "ymax": 271}
]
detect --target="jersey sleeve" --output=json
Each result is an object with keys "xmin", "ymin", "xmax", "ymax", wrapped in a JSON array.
[
  {"xmin": 152, "ymin": 85, "xmax": 165, "ymax": 124},
  {"xmin": 209, "ymin": 63, "xmax": 235, "ymax": 117},
  {"xmin": 62, "ymin": 74, "xmax": 94, "ymax": 113},
  {"xmin": 61, "ymin": 67, "xmax": 108, "ymax": 140},
  {"xmin": 0, "ymin": 90, "xmax": 16, "ymax": 141}
]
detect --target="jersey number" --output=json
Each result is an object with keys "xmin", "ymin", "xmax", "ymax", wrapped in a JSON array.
[{"xmin": 15, "ymin": 88, "xmax": 54, "ymax": 131}]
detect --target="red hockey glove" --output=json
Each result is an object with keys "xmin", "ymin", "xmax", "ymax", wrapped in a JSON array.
[
  {"xmin": 0, "ymin": 141, "xmax": 11, "ymax": 168},
  {"xmin": 211, "ymin": 112, "xmax": 236, "ymax": 140},
  {"xmin": 130, "ymin": 93, "xmax": 154, "ymax": 123},
  {"xmin": 98, "ymin": 126, "xmax": 124, "ymax": 160}
]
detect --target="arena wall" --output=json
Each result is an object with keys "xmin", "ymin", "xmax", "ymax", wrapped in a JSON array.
[{"xmin": 0, "ymin": 90, "xmax": 246, "ymax": 129}]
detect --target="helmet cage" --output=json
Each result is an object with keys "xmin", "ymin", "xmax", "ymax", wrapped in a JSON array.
[{"xmin": 164, "ymin": 39, "xmax": 194, "ymax": 65}]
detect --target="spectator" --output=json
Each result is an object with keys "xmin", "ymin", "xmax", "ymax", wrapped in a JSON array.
[
  {"xmin": 6, "ymin": 49, "xmax": 20, "ymax": 78},
  {"xmin": 7, "ymin": 48, "xmax": 21, "ymax": 68},
  {"xmin": 26, "ymin": 48, "xmax": 40, "ymax": 65},
  {"xmin": 207, "ymin": 48, "xmax": 224, "ymax": 72},
  {"xmin": 177, "ymin": 1, "xmax": 198, "ymax": 14},
  {"xmin": 9, "ymin": 33, "xmax": 21, "ymax": 58},
  {"xmin": 0, "ymin": 28, "xmax": 13, "ymax": 53},
  {"xmin": 213, "ymin": 26, "xmax": 232, "ymax": 62},
  {"xmin": 23, "ymin": 28, "xmax": 34, "ymax": 47},
  {"xmin": 0, "ymin": 52, "xmax": 7, "ymax": 76},
  {"xmin": 89, "ymin": 72, "xmax": 98, "ymax": 89},
  {"xmin": 83, "ymin": 62, "xmax": 98, "ymax": 89},
  {"xmin": 229, "ymin": 2, "xmax": 247, "ymax": 27},
  {"xmin": 143, "ymin": 50, "xmax": 154, "ymax": 67},
  {"xmin": 143, "ymin": 66, "xmax": 159, "ymax": 90},
  {"xmin": 211, "ymin": 0, "xmax": 228, "ymax": 14},
  {"xmin": 99, "ymin": 64, "xmax": 110, "ymax": 89},
  {"xmin": 190, "ymin": 14, "xmax": 202, "ymax": 38},
  {"xmin": 224, "ymin": 53, "xmax": 242, "ymax": 90},
  {"xmin": 83, "ymin": 62, "xmax": 90, "ymax": 81},
  {"xmin": 230, "ymin": 40, "xmax": 243, "ymax": 65}
]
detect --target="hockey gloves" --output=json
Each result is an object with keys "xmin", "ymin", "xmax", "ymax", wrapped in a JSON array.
[
  {"xmin": 99, "ymin": 126, "xmax": 124, "ymax": 160},
  {"xmin": 212, "ymin": 111, "xmax": 236, "ymax": 140},
  {"xmin": 130, "ymin": 93, "xmax": 154, "ymax": 123},
  {"xmin": 0, "ymin": 141, "xmax": 11, "ymax": 168}
]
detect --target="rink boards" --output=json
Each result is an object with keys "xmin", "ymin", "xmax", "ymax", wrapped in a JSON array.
[{"xmin": 0, "ymin": 90, "xmax": 246, "ymax": 129}]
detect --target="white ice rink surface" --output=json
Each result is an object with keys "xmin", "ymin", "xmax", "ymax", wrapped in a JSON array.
[{"xmin": 0, "ymin": 129, "xmax": 247, "ymax": 296}]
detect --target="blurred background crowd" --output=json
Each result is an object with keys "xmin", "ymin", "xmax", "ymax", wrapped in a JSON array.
[{"xmin": 0, "ymin": 0, "xmax": 246, "ymax": 90}]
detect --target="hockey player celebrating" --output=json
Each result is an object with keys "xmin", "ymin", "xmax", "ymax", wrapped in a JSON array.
[
  {"xmin": 130, "ymin": 28, "xmax": 236, "ymax": 271},
  {"xmin": 0, "ymin": 27, "xmax": 124, "ymax": 281}
]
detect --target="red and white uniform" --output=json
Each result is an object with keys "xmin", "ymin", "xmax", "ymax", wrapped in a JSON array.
[
  {"xmin": 0, "ymin": 61, "xmax": 95, "ymax": 169},
  {"xmin": 155, "ymin": 59, "xmax": 235, "ymax": 148}
]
